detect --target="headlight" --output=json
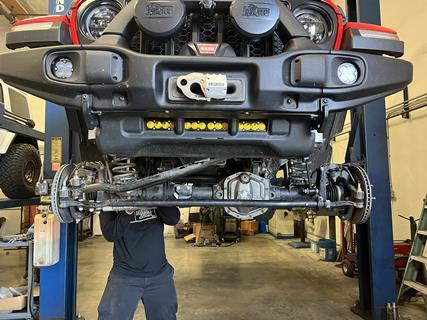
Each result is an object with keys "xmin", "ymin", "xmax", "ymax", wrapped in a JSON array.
[
  {"xmin": 78, "ymin": 0, "xmax": 122, "ymax": 41},
  {"xmin": 294, "ymin": 6, "xmax": 332, "ymax": 45}
]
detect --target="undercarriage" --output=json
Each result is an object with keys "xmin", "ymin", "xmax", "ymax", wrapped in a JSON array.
[{"xmin": 49, "ymin": 157, "xmax": 371, "ymax": 224}]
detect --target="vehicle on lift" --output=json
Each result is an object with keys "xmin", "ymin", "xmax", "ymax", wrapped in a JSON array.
[
  {"xmin": 0, "ymin": 0, "xmax": 412, "ymax": 223},
  {"xmin": 0, "ymin": 80, "xmax": 42, "ymax": 199}
]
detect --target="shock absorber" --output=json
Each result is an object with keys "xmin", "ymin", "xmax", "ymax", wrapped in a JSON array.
[{"xmin": 110, "ymin": 157, "xmax": 138, "ymax": 184}]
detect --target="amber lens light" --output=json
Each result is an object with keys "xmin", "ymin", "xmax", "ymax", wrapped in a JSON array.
[
  {"xmin": 185, "ymin": 121, "xmax": 228, "ymax": 131},
  {"xmin": 239, "ymin": 121, "xmax": 267, "ymax": 132},
  {"xmin": 146, "ymin": 120, "xmax": 174, "ymax": 131}
]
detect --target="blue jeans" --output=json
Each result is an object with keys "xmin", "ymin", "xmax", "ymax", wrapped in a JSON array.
[{"xmin": 98, "ymin": 265, "xmax": 177, "ymax": 320}]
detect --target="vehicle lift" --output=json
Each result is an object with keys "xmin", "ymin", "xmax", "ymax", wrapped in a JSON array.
[{"xmin": 38, "ymin": 0, "xmax": 399, "ymax": 319}]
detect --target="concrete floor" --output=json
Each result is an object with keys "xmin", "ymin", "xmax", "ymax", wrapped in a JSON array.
[
  {"xmin": 76, "ymin": 235, "xmax": 426, "ymax": 320},
  {"xmin": 1, "ymin": 235, "xmax": 426, "ymax": 319}
]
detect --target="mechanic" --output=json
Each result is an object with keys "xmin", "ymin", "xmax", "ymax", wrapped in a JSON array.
[{"xmin": 98, "ymin": 207, "xmax": 181, "ymax": 320}]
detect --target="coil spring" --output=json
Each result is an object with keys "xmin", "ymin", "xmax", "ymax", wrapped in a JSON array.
[
  {"xmin": 288, "ymin": 160, "xmax": 310, "ymax": 186},
  {"xmin": 111, "ymin": 157, "xmax": 138, "ymax": 184}
]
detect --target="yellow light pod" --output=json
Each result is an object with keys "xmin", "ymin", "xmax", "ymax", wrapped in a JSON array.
[
  {"xmin": 185, "ymin": 122, "xmax": 192, "ymax": 130},
  {"xmin": 258, "ymin": 122, "xmax": 267, "ymax": 131},
  {"xmin": 239, "ymin": 123, "xmax": 245, "ymax": 131},
  {"xmin": 191, "ymin": 122, "xmax": 200, "ymax": 130},
  {"xmin": 208, "ymin": 122, "xmax": 216, "ymax": 131},
  {"xmin": 199, "ymin": 122, "xmax": 207, "ymax": 130},
  {"xmin": 146, "ymin": 121, "xmax": 155, "ymax": 129},
  {"xmin": 243, "ymin": 123, "xmax": 251, "ymax": 131},
  {"xmin": 155, "ymin": 121, "xmax": 163, "ymax": 129},
  {"xmin": 250, "ymin": 123, "xmax": 259, "ymax": 131},
  {"xmin": 214, "ymin": 122, "xmax": 223, "ymax": 130},
  {"xmin": 162, "ymin": 121, "xmax": 171, "ymax": 130}
]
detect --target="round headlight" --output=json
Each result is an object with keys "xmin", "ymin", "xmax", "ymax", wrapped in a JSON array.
[
  {"xmin": 296, "ymin": 12, "xmax": 327, "ymax": 44},
  {"xmin": 78, "ymin": 0, "xmax": 122, "ymax": 41},
  {"xmin": 294, "ymin": 7, "xmax": 332, "ymax": 45}
]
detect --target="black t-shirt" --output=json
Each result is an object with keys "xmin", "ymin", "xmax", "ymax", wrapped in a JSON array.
[{"xmin": 99, "ymin": 207, "xmax": 180, "ymax": 277}]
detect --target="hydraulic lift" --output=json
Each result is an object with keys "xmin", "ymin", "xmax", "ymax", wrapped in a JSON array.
[{"xmin": 38, "ymin": 0, "xmax": 398, "ymax": 319}]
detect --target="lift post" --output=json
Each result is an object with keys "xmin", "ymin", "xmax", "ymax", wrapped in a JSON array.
[
  {"xmin": 39, "ymin": 104, "xmax": 78, "ymax": 320},
  {"xmin": 346, "ymin": 1, "xmax": 397, "ymax": 319},
  {"xmin": 39, "ymin": 2, "xmax": 78, "ymax": 319}
]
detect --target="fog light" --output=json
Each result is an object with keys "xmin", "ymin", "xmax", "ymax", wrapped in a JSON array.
[
  {"xmin": 337, "ymin": 63, "xmax": 359, "ymax": 85},
  {"xmin": 52, "ymin": 58, "xmax": 73, "ymax": 79}
]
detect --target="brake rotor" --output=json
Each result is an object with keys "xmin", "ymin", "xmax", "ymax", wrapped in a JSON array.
[
  {"xmin": 347, "ymin": 165, "xmax": 372, "ymax": 224},
  {"xmin": 51, "ymin": 164, "xmax": 77, "ymax": 224}
]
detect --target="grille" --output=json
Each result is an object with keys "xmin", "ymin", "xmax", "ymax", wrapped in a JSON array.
[
  {"xmin": 175, "ymin": 16, "xmax": 193, "ymax": 55},
  {"xmin": 199, "ymin": 14, "xmax": 217, "ymax": 42},
  {"xmin": 129, "ymin": 13, "xmax": 285, "ymax": 57}
]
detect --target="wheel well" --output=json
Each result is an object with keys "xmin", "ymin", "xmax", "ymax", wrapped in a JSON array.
[{"xmin": 12, "ymin": 135, "xmax": 39, "ymax": 150}]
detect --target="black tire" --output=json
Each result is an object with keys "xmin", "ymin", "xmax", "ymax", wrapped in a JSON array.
[
  {"xmin": 342, "ymin": 259, "xmax": 355, "ymax": 278},
  {"xmin": 0, "ymin": 143, "xmax": 41, "ymax": 199}
]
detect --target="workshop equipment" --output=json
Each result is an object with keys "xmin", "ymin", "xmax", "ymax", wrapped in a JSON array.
[
  {"xmin": 341, "ymin": 219, "xmax": 414, "ymax": 279},
  {"xmin": 0, "ymin": 235, "xmax": 36, "ymax": 318},
  {"xmin": 398, "ymin": 197, "xmax": 427, "ymax": 302},
  {"xmin": 289, "ymin": 219, "xmax": 310, "ymax": 249},
  {"xmin": 220, "ymin": 216, "xmax": 240, "ymax": 243},
  {"xmin": 319, "ymin": 239, "xmax": 337, "ymax": 262},
  {"xmin": 34, "ymin": 211, "xmax": 61, "ymax": 267}
]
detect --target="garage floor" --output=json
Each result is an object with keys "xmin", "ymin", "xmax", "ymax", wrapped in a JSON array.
[
  {"xmin": 1, "ymin": 235, "xmax": 425, "ymax": 319},
  {"xmin": 76, "ymin": 235, "xmax": 426, "ymax": 320}
]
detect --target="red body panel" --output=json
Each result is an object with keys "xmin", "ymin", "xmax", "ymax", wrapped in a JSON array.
[
  {"xmin": 322, "ymin": 0, "xmax": 344, "ymax": 50},
  {"xmin": 13, "ymin": 15, "xmax": 69, "ymax": 27},
  {"xmin": 70, "ymin": 0, "xmax": 86, "ymax": 44}
]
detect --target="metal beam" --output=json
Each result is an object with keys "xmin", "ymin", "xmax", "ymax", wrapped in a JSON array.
[
  {"xmin": 347, "ymin": 1, "xmax": 397, "ymax": 319},
  {"xmin": 0, "ymin": 0, "xmax": 31, "ymax": 20},
  {"xmin": 0, "ymin": 197, "xmax": 39, "ymax": 209}
]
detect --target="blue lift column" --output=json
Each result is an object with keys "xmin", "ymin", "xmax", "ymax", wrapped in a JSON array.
[
  {"xmin": 346, "ymin": 1, "xmax": 397, "ymax": 319},
  {"xmin": 39, "ymin": 1, "xmax": 78, "ymax": 319}
]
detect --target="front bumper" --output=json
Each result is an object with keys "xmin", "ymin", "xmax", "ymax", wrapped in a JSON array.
[
  {"xmin": 0, "ymin": 45, "xmax": 412, "ymax": 158},
  {"xmin": 0, "ymin": 45, "xmax": 412, "ymax": 113}
]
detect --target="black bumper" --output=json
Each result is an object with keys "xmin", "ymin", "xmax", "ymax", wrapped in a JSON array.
[
  {"xmin": 0, "ymin": 45, "xmax": 412, "ymax": 158},
  {"xmin": 0, "ymin": 45, "xmax": 412, "ymax": 113}
]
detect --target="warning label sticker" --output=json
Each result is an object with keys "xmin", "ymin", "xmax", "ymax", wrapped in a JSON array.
[{"xmin": 51, "ymin": 137, "xmax": 62, "ymax": 172}]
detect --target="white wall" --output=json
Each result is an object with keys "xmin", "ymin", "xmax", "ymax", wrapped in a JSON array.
[{"xmin": 380, "ymin": 0, "xmax": 427, "ymax": 240}]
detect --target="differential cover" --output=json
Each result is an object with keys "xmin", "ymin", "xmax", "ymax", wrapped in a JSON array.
[
  {"xmin": 135, "ymin": 0, "xmax": 186, "ymax": 37},
  {"xmin": 230, "ymin": 0, "xmax": 280, "ymax": 38},
  {"xmin": 223, "ymin": 172, "xmax": 270, "ymax": 219}
]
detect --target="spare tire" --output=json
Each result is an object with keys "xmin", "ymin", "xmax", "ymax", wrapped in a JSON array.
[{"xmin": 0, "ymin": 143, "xmax": 41, "ymax": 199}]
